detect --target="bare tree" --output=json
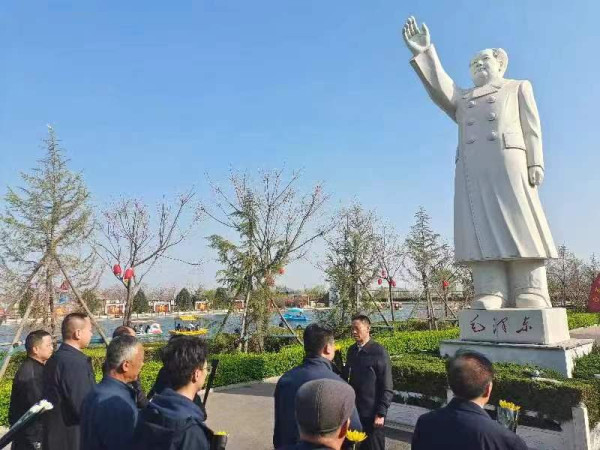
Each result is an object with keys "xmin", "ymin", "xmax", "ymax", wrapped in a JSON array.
[
  {"xmin": 375, "ymin": 223, "xmax": 404, "ymax": 322},
  {"xmin": 94, "ymin": 193, "xmax": 200, "ymax": 326},
  {"xmin": 204, "ymin": 169, "xmax": 328, "ymax": 351}
]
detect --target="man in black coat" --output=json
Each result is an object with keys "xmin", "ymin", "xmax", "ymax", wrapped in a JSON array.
[
  {"xmin": 43, "ymin": 313, "xmax": 96, "ymax": 450},
  {"xmin": 412, "ymin": 350, "xmax": 528, "ymax": 450},
  {"xmin": 273, "ymin": 324, "xmax": 361, "ymax": 449},
  {"xmin": 8, "ymin": 330, "xmax": 54, "ymax": 450},
  {"xmin": 343, "ymin": 315, "xmax": 393, "ymax": 450},
  {"xmin": 134, "ymin": 336, "xmax": 212, "ymax": 450},
  {"xmin": 81, "ymin": 335, "xmax": 145, "ymax": 450}
]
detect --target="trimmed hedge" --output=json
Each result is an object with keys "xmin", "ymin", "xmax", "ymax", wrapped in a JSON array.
[
  {"xmin": 567, "ymin": 312, "xmax": 600, "ymax": 330},
  {"xmin": 1, "ymin": 323, "xmax": 598, "ymax": 428},
  {"xmin": 391, "ymin": 352, "xmax": 600, "ymax": 426}
]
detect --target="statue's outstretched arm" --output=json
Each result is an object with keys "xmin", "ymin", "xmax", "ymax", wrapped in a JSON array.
[{"xmin": 403, "ymin": 16, "xmax": 460, "ymax": 122}]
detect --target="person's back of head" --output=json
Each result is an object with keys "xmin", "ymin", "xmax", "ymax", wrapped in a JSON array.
[
  {"xmin": 105, "ymin": 335, "xmax": 144, "ymax": 383},
  {"xmin": 303, "ymin": 323, "xmax": 335, "ymax": 360},
  {"xmin": 113, "ymin": 325, "xmax": 136, "ymax": 338},
  {"xmin": 161, "ymin": 336, "xmax": 209, "ymax": 395},
  {"xmin": 446, "ymin": 350, "xmax": 494, "ymax": 403},
  {"xmin": 25, "ymin": 329, "xmax": 53, "ymax": 363},
  {"xmin": 295, "ymin": 379, "xmax": 355, "ymax": 450},
  {"xmin": 61, "ymin": 312, "xmax": 93, "ymax": 349}
]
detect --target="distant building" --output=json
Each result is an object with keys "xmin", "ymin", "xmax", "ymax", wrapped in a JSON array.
[
  {"xmin": 105, "ymin": 300, "xmax": 125, "ymax": 316},
  {"xmin": 152, "ymin": 301, "xmax": 171, "ymax": 313},
  {"xmin": 194, "ymin": 300, "xmax": 208, "ymax": 312}
]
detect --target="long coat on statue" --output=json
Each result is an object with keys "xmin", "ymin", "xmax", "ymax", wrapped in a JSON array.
[{"xmin": 410, "ymin": 45, "xmax": 557, "ymax": 262}]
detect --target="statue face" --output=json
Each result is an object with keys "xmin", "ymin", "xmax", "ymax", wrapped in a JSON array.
[{"xmin": 469, "ymin": 49, "xmax": 502, "ymax": 87}]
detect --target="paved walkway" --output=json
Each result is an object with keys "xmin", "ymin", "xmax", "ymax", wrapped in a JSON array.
[
  {"xmin": 205, "ymin": 379, "xmax": 411, "ymax": 450},
  {"xmin": 570, "ymin": 326, "xmax": 600, "ymax": 342}
]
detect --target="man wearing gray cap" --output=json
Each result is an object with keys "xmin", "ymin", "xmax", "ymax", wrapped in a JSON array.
[{"xmin": 283, "ymin": 378, "xmax": 355, "ymax": 450}]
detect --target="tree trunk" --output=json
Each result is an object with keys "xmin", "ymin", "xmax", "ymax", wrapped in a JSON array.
[
  {"xmin": 46, "ymin": 267, "xmax": 57, "ymax": 340},
  {"xmin": 123, "ymin": 281, "xmax": 133, "ymax": 327},
  {"xmin": 239, "ymin": 283, "xmax": 252, "ymax": 352},
  {"xmin": 54, "ymin": 253, "xmax": 110, "ymax": 346},
  {"xmin": 388, "ymin": 283, "xmax": 395, "ymax": 323},
  {"xmin": 0, "ymin": 292, "xmax": 38, "ymax": 380}
]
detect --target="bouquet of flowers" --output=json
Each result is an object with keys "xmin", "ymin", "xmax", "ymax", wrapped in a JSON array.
[
  {"xmin": 210, "ymin": 431, "xmax": 228, "ymax": 450},
  {"xmin": 497, "ymin": 400, "xmax": 521, "ymax": 433},
  {"xmin": 345, "ymin": 430, "xmax": 367, "ymax": 449}
]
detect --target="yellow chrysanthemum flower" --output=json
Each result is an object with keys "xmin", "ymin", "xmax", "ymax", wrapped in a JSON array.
[
  {"xmin": 499, "ymin": 400, "xmax": 521, "ymax": 411},
  {"xmin": 346, "ymin": 430, "xmax": 368, "ymax": 442},
  {"xmin": 334, "ymin": 344, "xmax": 342, "ymax": 351}
]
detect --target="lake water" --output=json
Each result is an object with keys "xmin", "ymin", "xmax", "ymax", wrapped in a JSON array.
[{"xmin": 0, "ymin": 304, "xmax": 417, "ymax": 347}]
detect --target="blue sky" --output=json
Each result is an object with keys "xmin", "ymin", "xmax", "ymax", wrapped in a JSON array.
[{"xmin": 1, "ymin": 1, "xmax": 599, "ymax": 290}]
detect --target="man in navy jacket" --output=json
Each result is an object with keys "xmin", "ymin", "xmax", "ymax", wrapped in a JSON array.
[
  {"xmin": 273, "ymin": 324, "xmax": 361, "ymax": 449},
  {"xmin": 134, "ymin": 336, "xmax": 212, "ymax": 450},
  {"xmin": 81, "ymin": 335, "xmax": 145, "ymax": 450},
  {"xmin": 412, "ymin": 350, "xmax": 528, "ymax": 450}
]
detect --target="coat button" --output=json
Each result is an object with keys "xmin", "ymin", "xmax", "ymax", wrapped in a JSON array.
[
  {"xmin": 488, "ymin": 131, "xmax": 498, "ymax": 141},
  {"xmin": 487, "ymin": 96, "xmax": 496, "ymax": 103},
  {"xmin": 468, "ymin": 100, "xmax": 476, "ymax": 108},
  {"xmin": 488, "ymin": 112, "xmax": 496, "ymax": 121},
  {"xmin": 467, "ymin": 119, "xmax": 475, "ymax": 126},
  {"xmin": 467, "ymin": 137, "xmax": 476, "ymax": 144}
]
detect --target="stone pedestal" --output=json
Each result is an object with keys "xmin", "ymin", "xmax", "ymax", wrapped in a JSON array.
[
  {"xmin": 440, "ymin": 338, "xmax": 594, "ymax": 377},
  {"xmin": 442, "ymin": 308, "xmax": 593, "ymax": 377},
  {"xmin": 458, "ymin": 308, "xmax": 570, "ymax": 344}
]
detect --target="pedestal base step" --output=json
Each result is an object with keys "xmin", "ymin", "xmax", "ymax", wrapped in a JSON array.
[{"xmin": 440, "ymin": 338, "xmax": 594, "ymax": 378}]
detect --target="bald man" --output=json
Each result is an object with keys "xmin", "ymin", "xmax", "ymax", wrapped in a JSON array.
[{"xmin": 43, "ymin": 313, "xmax": 96, "ymax": 450}]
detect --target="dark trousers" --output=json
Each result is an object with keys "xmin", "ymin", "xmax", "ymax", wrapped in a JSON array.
[{"xmin": 360, "ymin": 417, "xmax": 385, "ymax": 450}]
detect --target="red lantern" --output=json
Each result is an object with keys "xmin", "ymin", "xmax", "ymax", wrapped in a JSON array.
[
  {"xmin": 377, "ymin": 278, "xmax": 382, "ymax": 285},
  {"xmin": 442, "ymin": 280, "xmax": 450, "ymax": 289},
  {"xmin": 278, "ymin": 267, "xmax": 285, "ymax": 275},
  {"xmin": 123, "ymin": 268, "xmax": 134, "ymax": 281},
  {"xmin": 113, "ymin": 264, "xmax": 122, "ymax": 277},
  {"xmin": 391, "ymin": 280, "xmax": 397, "ymax": 288}
]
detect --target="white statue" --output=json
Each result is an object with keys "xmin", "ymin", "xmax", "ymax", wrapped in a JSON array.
[{"xmin": 402, "ymin": 17, "xmax": 557, "ymax": 309}]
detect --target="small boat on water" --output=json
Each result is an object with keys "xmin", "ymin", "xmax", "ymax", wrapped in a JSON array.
[
  {"xmin": 282, "ymin": 308, "xmax": 308, "ymax": 322},
  {"xmin": 169, "ymin": 315, "xmax": 209, "ymax": 336},
  {"xmin": 132, "ymin": 321, "xmax": 163, "ymax": 336}
]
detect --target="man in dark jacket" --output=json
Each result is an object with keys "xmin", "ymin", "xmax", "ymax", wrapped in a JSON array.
[
  {"xmin": 8, "ymin": 330, "xmax": 53, "ymax": 450},
  {"xmin": 274, "ymin": 324, "xmax": 361, "ymax": 449},
  {"xmin": 282, "ymin": 379, "xmax": 355, "ymax": 450},
  {"xmin": 81, "ymin": 335, "xmax": 145, "ymax": 450},
  {"xmin": 343, "ymin": 315, "xmax": 393, "ymax": 450},
  {"xmin": 134, "ymin": 336, "xmax": 212, "ymax": 450},
  {"xmin": 412, "ymin": 351, "xmax": 528, "ymax": 450},
  {"xmin": 43, "ymin": 313, "xmax": 95, "ymax": 450},
  {"xmin": 111, "ymin": 325, "xmax": 149, "ymax": 408},
  {"xmin": 148, "ymin": 334, "xmax": 207, "ymax": 419}
]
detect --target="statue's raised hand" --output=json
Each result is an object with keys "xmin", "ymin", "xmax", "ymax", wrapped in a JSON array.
[{"xmin": 402, "ymin": 16, "xmax": 430, "ymax": 57}]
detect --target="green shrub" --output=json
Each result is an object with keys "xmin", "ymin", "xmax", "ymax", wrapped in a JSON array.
[
  {"xmin": 3, "ymin": 326, "xmax": 597, "ymax": 428},
  {"xmin": 567, "ymin": 312, "xmax": 600, "ymax": 330},
  {"xmin": 391, "ymin": 353, "xmax": 600, "ymax": 426},
  {"xmin": 573, "ymin": 346, "xmax": 600, "ymax": 380}
]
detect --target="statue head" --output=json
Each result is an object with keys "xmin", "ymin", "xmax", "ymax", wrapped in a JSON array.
[{"xmin": 469, "ymin": 48, "xmax": 508, "ymax": 87}]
